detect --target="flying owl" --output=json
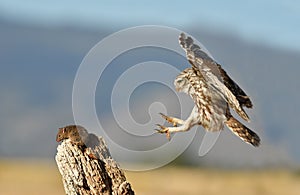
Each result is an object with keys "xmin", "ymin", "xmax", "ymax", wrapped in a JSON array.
[{"xmin": 156, "ymin": 33, "xmax": 260, "ymax": 147}]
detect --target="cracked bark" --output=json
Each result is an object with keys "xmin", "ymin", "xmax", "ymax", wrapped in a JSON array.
[{"xmin": 55, "ymin": 135, "xmax": 134, "ymax": 195}]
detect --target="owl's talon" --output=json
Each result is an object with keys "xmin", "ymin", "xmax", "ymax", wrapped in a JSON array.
[
  {"xmin": 159, "ymin": 113, "xmax": 178, "ymax": 127},
  {"xmin": 155, "ymin": 124, "xmax": 171, "ymax": 140},
  {"xmin": 159, "ymin": 112, "xmax": 166, "ymax": 118},
  {"xmin": 155, "ymin": 124, "xmax": 167, "ymax": 133}
]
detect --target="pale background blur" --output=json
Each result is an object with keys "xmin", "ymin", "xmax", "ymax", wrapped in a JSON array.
[{"xmin": 0, "ymin": 0, "xmax": 300, "ymax": 194}]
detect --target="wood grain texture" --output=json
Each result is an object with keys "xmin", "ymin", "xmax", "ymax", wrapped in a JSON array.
[{"xmin": 55, "ymin": 135, "xmax": 134, "ymax": 195}]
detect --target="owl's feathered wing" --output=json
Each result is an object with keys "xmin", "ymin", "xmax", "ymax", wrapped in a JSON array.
[
  {"xmin": 215, "ymin": 63, "xmax": 252, "ymax": 108},
  {"xmin": 178, "ymin": 68, "xmax": 260, "ymax": 147},
  {"xmin": 179, "ymin": 33, "xmax": 252, "ymax": 121}
]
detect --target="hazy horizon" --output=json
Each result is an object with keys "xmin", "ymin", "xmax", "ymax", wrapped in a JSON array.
[{"xmin": 1, "ymin": 1, "xmax": 300, "ymax": 169}]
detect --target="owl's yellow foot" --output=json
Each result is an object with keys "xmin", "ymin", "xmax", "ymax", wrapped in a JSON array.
[{"xmin": 155, "ymin": 124, "xmax": 171, "ymax": 141}]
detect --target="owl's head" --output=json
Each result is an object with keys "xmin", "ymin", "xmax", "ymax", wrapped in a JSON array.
[{"xmin": 174, "ymin": 73, "xmax": 190, "ymax": 94}]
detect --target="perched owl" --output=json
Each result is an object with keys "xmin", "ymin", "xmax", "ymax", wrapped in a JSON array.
[{"xmin": 156, "ymin": 33, "xmax": 260, "ymax": 147}]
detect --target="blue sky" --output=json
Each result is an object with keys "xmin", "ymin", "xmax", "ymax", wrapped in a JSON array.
[{"xmin": 0, "ymin": 0, "xmax": 300, "ymax": 51}]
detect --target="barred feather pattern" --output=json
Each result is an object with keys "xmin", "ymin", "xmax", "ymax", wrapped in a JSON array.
[
  {"xmin": 174, "ymin": 33, "xmax": 261, "ymax": 147},
  {"xmin": 225, "ymin": 116, "xmax": 260, "ymax": 147},
  {"xmin": 179, "ymin": 33, "xmax": 250, "ymax": 122},
  {"xmin": 175, "ymin": 68, "xmax": 260, "ymax": 147},
  {"xmin": 177, "ymin": 68, "xmax": 227, "ymax": 131}
]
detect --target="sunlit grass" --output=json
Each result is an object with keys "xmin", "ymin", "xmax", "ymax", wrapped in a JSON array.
[
  {"xmin": 0, "ymin": 159, "xmax": 64, "ymax": 195},
  {"xmin": 0, "ymin": 159, "xmax": 299, "ymax": 195},
  {"xmin": 127, "ymin": 167, "xmax": 300, "ymax": 195}
]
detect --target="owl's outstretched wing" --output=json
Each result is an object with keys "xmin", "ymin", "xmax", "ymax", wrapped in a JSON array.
[
  {"xmin": 216, "ymin": 63, "xmax": 252, "ymax": 108},
  {"xmin": 179, "ymin": 33, "xmax": 251, "ymax": 121}
]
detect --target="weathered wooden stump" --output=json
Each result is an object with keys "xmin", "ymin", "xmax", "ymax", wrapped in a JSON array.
[{"xmin": 55, "ymin": 134, "xmax": 134, "ymax": 195}]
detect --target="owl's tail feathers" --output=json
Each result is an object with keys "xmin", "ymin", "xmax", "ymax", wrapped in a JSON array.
[{"xmin": 225, "ymin": 116, "xmax": 260, "ymax": 147}]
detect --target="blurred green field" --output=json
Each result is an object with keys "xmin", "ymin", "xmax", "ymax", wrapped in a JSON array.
[{"xmin": 0, "ymin": 159, "xmax": 299, "ymax": 195}]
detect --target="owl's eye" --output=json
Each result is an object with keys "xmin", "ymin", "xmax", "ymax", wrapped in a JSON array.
[
  {"xmin": 177, "ymin": 78, "xmax": 187, "ymax": 85},
  {"xmin": 177, "ymin": 79, "xmax": 184, "ymax": 83}
]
